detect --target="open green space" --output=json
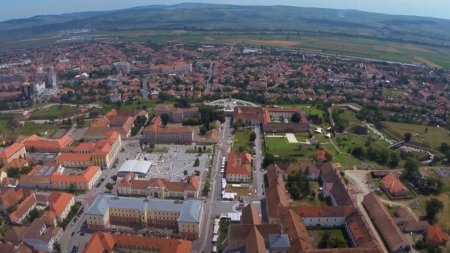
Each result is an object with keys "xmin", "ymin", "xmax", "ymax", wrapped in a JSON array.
[
  {"xmin": 31, "ymin": 105, "xmax": 79, "ymax": 119},
  {"xmin": 217, "ymin": 220, "xmax": 239, "ymax": 253},
  {"xmin": 232, "ymin": 129, "xmax": 253, "ymax": 153},
  {"xmin": 0, "ymin": 120, "xmax": 58, "ymax": 136},
  {"xmin": 300, "ymin": 105, "xmax": 326, "ymax": 120},
  {"xmin": 265, "ymin": 137, "xmax": 315, "ymax": 161},
  {"xmin": 332, "ymin": 107, "xmax": 361, "ymax": 126},
  {"xmin": 308, "ymin": 228, "xmax": 349, "ymax": 248},
  {"xmin": 381, "ymin": 121, "xmax": 450, "ymax": 150},
  {"xmin": 334, "ymin": 133, "xmax": 388, "ymax": 153},
  {"xmin": 290, "ymin": 181, "xmax": 328, "ymax": 207}
]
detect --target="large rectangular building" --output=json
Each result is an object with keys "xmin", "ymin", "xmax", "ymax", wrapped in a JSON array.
[
  {"xmin": 142, "ymin": 116, "xmax": 194, "ymax": 144},
  {"xmin": 85, "ymin": 194, "xmax": 203, "ymax": 239}
]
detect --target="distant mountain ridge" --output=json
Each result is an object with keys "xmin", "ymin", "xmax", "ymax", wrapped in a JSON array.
[{"xmin": 2, "ymin": 2, "xmax": 450, "ymax": 47}]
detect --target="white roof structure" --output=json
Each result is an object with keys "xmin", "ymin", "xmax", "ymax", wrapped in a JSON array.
[{"xmin": 117, "ymin": 160, "xmax": 152, "ymax": 176}]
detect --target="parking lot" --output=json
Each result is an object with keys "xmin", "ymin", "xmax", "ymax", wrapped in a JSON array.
[{"xmin": 137, "ymin": 145, "xmax": 211, "ymax": 180}]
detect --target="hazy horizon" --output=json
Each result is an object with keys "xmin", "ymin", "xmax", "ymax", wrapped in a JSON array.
[{"xmin": 1, "ymin": 0, "xmax": 450, "ymax": 21}]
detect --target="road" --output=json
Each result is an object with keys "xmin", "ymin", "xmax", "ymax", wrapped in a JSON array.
[
  {"xmin": 253, "ymin": 126, "xmax": 264, "ymax": 197},
  {"xmin": 195, "ymin": 117, "xmax": 233, "ymax": 253},
  {"xmin": 205, "ymin": 44, "xmax": 234, "ymax": 93}
]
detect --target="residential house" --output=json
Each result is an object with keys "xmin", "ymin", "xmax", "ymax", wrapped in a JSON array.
[
  {"xmin": 380, "ymin": 173, "xmax": 410, "ymax": 198},
  {"xmin": 426, "ymin": 225, "xmax": 449, "ymax": 247}
]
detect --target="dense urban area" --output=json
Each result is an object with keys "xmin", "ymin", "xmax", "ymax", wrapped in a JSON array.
[{"xmin": 0, "ymin": 39, "xmax": 449, "ymax": 253}]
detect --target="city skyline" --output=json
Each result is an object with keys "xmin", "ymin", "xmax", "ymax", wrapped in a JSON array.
[{"xmin": 1, "ymin": 0, "xmax": 450, "ymax": 21}]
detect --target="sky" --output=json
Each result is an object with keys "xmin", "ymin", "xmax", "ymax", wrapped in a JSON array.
[{"xmin": 1, "ymin": 0, "xmax": 450, "ymax": 21}]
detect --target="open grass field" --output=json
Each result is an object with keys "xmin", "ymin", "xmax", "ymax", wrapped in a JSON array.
[
  {"xmin": 0, "ymin": 120, "xmax": 58, "ymax": 136},
  {"xmin": 381, "ymin": 121, "xmax": 450, "ymax": 150},
  {"xmin": 300, "ymin": 105, "xmax": 326, "ymax": 120},
  {"xmin": 334, "ymin": 133, "xmax": 388, "ymax": 153},
  {"xmin": 332, "ymin": 107, "xmax": 361, "ymax": 126},
  {"xmin": 31, "ymin": 105, "xmax": 79, "ymax": 119},
  {"xmin": 265, "ymin": 137, "xmax": 315, "ymax": 160},
  {"xmin": 232, "ymin": 129, "xmax": 253, "ymax": 153}
]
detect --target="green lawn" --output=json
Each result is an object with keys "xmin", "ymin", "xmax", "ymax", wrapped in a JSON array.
[
  {"xmin": 334, "ymin": 133, "xmax": 388, "ymax": 153},
  {"xmin": 308, "ymin": 228, "xmax": 349, "ymax": 248},
  {"xmin": 120, "ymin": 100, "xmax": 156, "ymax": 110},
  {"xmin": 265, "ymin": 137, "xmax": 316, "ymax": 161},
  {"xmin": 300, "ymin": 105, "xmax": 326, "ymax": 120},
  {"xmin": 290, "ymin": 182, "xmax": 328, "ymax": 206},
  {"xmin": 233, "ymin": 129, "xmax": 253, "ymax": 153},
  {"xmin": 31, "ymin": 105, "xmax": 79, "ymax": 119},
  {"xmin": 0, "ymin": 120, "xmax": 58, "ymax": 136},
  {"xmin": 381, "ymin": 121, "xmax": 450, "ymax": 150},
  {"xmin": 332, "ymin": 107, "xmax": 361, "ymax": 126}
]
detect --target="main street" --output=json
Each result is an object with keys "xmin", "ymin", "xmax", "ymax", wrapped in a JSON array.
[{"xmin": 194, "ymin": 117, "xmax": 233, "ymax": 253}]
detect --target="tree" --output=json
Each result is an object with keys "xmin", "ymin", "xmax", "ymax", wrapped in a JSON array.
[
  {"xmin": 388, "ymin": 152, "xmax": 400, "ymax": 168},
  {"xmin": 202, "ymin": 181, "xmax": 210, "ymax": 196},
  {"xmin": 249, "ymin": 131, "xmax": 256, "ymax": 142},
  {"xmin": 53, "ymin": 242, "xmax": 62, "ymax": 253},
  {"xmin": 291, "ymin": 112, "xmax": 301, "ymax": 123},
  {"xmin": 28, "ymin": 208, "xmax": 40, "ymax": 222},
  {"xmin": 351, "ymin": 146, "xmax": 366, "ymax": 160},
  {"xmin": 7, "ymin": 205, "xmax": 17, "ymax": 214},
  {"xmin": 404, "ymin": 132, "xmax": 413, "ymax": 143},
  {"xmin": 160, "ymin": 113, "xmax": 170, "ymax": 127},
  {"xmin": 200, "ymin": 126, "xmax": 208, "ymax": 135},
  {"xmin": 68, "ymin": 183, "xmax": 77, "ymax": 194},
  {"xmin": 149, "ymin": 143, "xmax": 155, "ymax": 150},
  {"xmin": 425, "ymin": 198, "xmax": 444, "ymax": 223},
  {"xmin": 105, "ymin": 182, "xmax": 114, "ymax": 191},
  {"xmin": 194, "ymin": 158, "xmax": 200, "ymax": 167}
]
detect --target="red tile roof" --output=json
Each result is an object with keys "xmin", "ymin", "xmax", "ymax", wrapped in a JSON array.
[
  {"xmin": 427, "ymin": 225, "xmax": 449, "ymax": 246},
  {"xmin": 226, "ymin": 152, "xmax": 252, "ymax": 176},
  {"xmin": 47, "ymin": 192, "xmax": 74, "ymax": 218},
  {"xmin": 0, "ymin": 143, "xmax": 25, "ymax": 159},
  {"xmin": 83, "ymin": 232, "xmax": 192, "ymax": 253}
]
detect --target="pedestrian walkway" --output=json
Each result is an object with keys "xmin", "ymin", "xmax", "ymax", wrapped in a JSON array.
[{"xmin": 285, "ymin": 133, "xmax": 298, "ymax": 143}]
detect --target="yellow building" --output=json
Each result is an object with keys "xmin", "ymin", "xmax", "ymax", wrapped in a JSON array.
[{"xmin": 85, "ymin": 195, "xmax": 203, "ymax": 239}]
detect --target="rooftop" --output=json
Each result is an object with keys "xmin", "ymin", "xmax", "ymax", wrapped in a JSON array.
[{"xmin": 86, "ymin": 194, "xmax": 203, "ymax": 223}]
